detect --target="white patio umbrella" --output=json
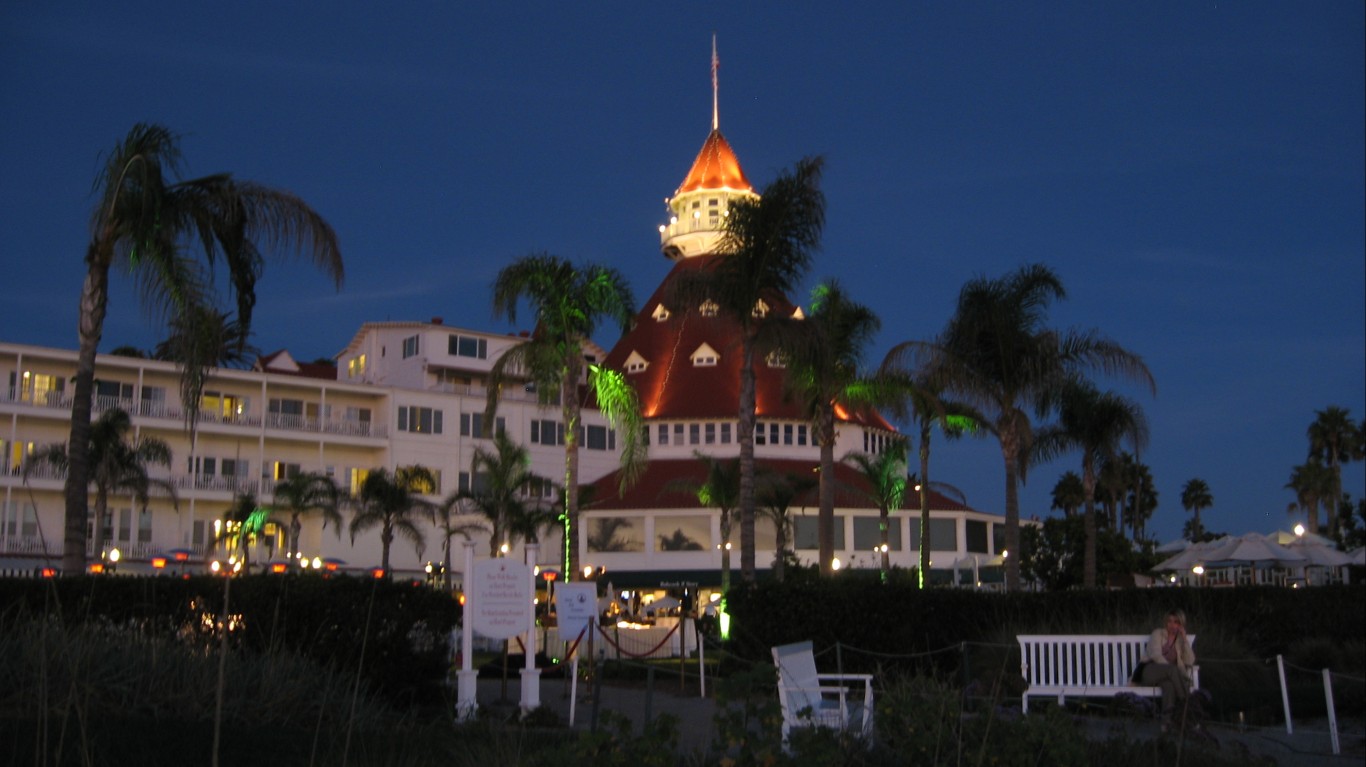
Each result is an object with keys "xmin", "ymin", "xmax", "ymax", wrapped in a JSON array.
[
  {"xmin": 1200, "ymin": 533, "xmax": 1306, "ymax": 567},
  {"xmin": 1155, "ymin": 537, "xmax": 1193, "ymax": 554},
  {"xmin": 1153, "ymin": 536, "xmax": 1230, "ymax": 571},
  {"xmin": 1266, "ymin": 529, "xmax": 1336, "ymax": 547},
  {"xmin": 1284, "ymin": 540, "xmax": 1352, "ymax": 567}
]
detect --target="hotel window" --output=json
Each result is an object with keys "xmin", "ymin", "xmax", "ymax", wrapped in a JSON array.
[
  {"xmin": 202, "ymin": 390, "xmax": 246, "ymax": 420},
  {"xmin": 137, "ymin": 508, "xmax": 153, "ymax": 544},
  {"xmin": 769, "ymin": 423, "xmax": 780, "ymax": 445},
  {"xmin": 139, "ymin": 385, "xmax": 166, "ymax": 416},
  {"xmin": 94, "ymin": 380, "xmax": 134, "ymax": 404},
  {"xmin": 585, "ymin": 425, "xmax": 614, "ymax": 451},
  {"xmin": 704, "ymin": 423, "xmax": 716, "ymax": 444},
  {"xmin": 689, "ymin": 423, "xmax": 700, "ymax": 445},
  {"xmin": 269, "ymin": 462, "xmax": 301, "ymax": 481},
  {"xmin": 765, "ymin": 351, "xmax": 786, "ymax": 368},
  {"xmin": 448, "ymin": 334, "xmax": 488, "ymax": 359},
  {"xmin": 347, "ymin": 354, "xmax": 367, "ymax": 378},
  {"xmin": 402, "ymin": 334, "xmax": 420, "ymax": 359},
  {"xmin": 459, "ymin": 412, "xmax": 502, "ymax": 438},
  {"xmin": 798, "ymin": 425, "xmax": 808, "ymax": 446},
  {"xmin": 624, "ymin": 351, "xmax": 648, "ymax": 373},
  {"xmin": 700, "ymin": 300, "xmax": 719, "ymax": 318},
  {"xmin": 530, "ymin": 419, "xmax": 565, "ymax": 446},
  {"xmin": 691, "ymin": 343, "xmax": 719, "ymax": 367},
  {"xmin": 458, "ymin": 471, "xmax": 491, "ymax": 494},
  {"xmin": 754, "ymin": 422, "xmax": 765, "ymax": 445},
  {"xmin": 652, "ymin": 304, "xmax": 671, "ymax": 322},
  {"xmin": 399, "ymin": 406, "xmax": 444, "ymax": 434},
  {"xmin": 720, "ymin": 423, "xmax": 732, "ymax": 444},
  {"xmin": 349, "ymin": 468, "xmax": 369, "ymax": 495},
  {"xmin": 783, "ymin": 424, "xmax": 794, "ymax": 445},
  {"xmin": 673, "ymin": 423, "xmax": 684, "ymax": 445},
  {"xmin": 657, "ymin": 423, "xmax": 669, "ymax": 446},
  {"xmin": 13, "ymin": 371, "xmax": 65, "ymax": 405},
  {"xmin": 752, "ymin": 300, "xmax": 769, "ymax": 318}
]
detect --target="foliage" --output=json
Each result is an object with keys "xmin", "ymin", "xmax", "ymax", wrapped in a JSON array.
[
  {"xmin": 1019, "ymin": 515, "xmax": 1155, "ymax": 590},
  {"xmin": 0, "ymin": 574, "xmax": 459, "ymax": 707},
  {"xmin": 349, "ymin": 467, "xmax": 437, "ymax": 574}
]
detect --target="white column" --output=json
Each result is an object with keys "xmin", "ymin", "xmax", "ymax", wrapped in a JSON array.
[
  {"xmin": 520, "ymin": 542, "xmax": 541, "ymax": 714},
  {"xmin": 455, "ymin": 540, "xmax": 478, "ymax": 721}
]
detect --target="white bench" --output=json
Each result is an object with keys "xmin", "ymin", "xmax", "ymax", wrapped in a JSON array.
[
  {"xmin": 771, "ymin": 641, "xmax": 874, "ymax": 745},
  {"xmin": 1017, "ymin": 634, "xmax": 1198, "ymax": 714}
]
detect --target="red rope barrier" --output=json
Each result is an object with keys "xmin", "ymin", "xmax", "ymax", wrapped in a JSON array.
[{"xmin": 594, "ymin": 622, "xmax": 680, "ymax": 658}]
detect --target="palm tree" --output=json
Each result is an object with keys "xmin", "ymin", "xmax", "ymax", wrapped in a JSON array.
[
  {"xmin": 786, "ymin": 280, "xmax": 881, "ymax": 576},
  {"xmin": 917, "ymin": 264, "xmax": 1153, "ymax": 590},
  {"xmin": 154, "ymin": 306, "xmax": 261, "ymax": 422},
  {"xmin": 1179, "ymin": 478, "xmax": 1214, "ymax": 542},
  {"xmin": 26, "ymin": 407, "xmax": 175, "ymax": 561},
  {"xmin": 756, "ymin": 470, "xmax": 818, "ymax": 582},
  {"xmin": 63, "ymin": 123, "xmax": 343, "ymax": 573},
  {"xmin": 213, "ymin": 491, "xmax": 270, "ymax": 574},
  {"xmin": 271, "ymin": 472, "xmax": 341, "ymax": 560},
  {"xmin": 456, "ymin": 431, "xmax": 543, "ymax": 557},
  {"xmin": 876, "ymin": 365, "xmax": 981, "ymax": 588},
  {"xmin": 1308, "ymin": 407, "xmax": 1359, "ymax": 538},
  {"xmin": 1118, "ymin": 454, "xmax": 1158, "ymax": 540},
  {"xmin": 1035, "ymin": 380, "xmax": 1149, "ymax": 588},
  {"xmin": 664, "ymin": 454, "xmax": 741, "ymax": 594},
  {"xmin": 432, "ymin": 496, "xmax": 489, "ymax": 590},
  {"xmin": 1050, "ymin": 472, "xmax": 1085, "ymax": 517},
  {"xmin": 843, "ymin": 442, "xmax": 909, "ymax": 582},
  {"xmin": 669, "ymin": 157, "xmax": 826, "ymax": 583},
  {"xmin": 486, "ymin": 254, "xmax": 644, "ymax": 579},
  {"xmin": 1286, "ymin": 459, "xmax": 1334, "ymax": 535},
  {"xmin": 348, "ymin": 467, "xmax": 436, "ymax": 576}
]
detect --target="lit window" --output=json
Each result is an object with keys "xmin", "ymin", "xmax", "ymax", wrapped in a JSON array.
[
  {"xmin": 624, "ymin": 351, "xmax": 648, "ymax": 374},
  {"xmin": 752, "ymin": 300, "xmax": 769, "ymax": 318},
  {"xmin": 691, "ymin": 343, "xmax": 719, "ymax": 367},
  {"xmin": 652, "ymin": 304, "xmax": 671, "ymax": 322},
  {"xmin": 700, "ymin": 300, "xmax": 719, "ymax": 318}
]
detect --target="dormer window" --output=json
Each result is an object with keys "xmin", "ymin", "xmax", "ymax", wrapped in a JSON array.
[
  {"xmin": 652, "ymin": 304, "xmax": 671, "ymax": 322},
  {"xmin": 691, "ymin": 343, "xmax": 719, "ymax": 367},
  {"xmin": 766, "ymin": 351, "xmax": 786, "ymax": 368},
  {"xmin": 700, "ymin": 300, "xmax": 719, "ymax": 318},
  {"xmin": 791, "ymin": 307, "xmax": 805, "ymax": 320},
  {"xmin": 624, "ymin": 351, "xmax": 649, "ymax": 374},
  {"xmin": 752, "ymin": 300, "xmax": 770, "ymax": 319}
]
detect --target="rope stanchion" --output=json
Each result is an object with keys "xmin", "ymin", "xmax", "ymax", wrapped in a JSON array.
[{"xmin": 594, "ymin": 622, "xmax": 680, "ymax": 659}]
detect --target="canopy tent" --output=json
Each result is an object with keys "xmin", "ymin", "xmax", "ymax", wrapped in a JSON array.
[{"xmin": 1199, "ymin": 533, "xmax": 1306, "ymax": 567}]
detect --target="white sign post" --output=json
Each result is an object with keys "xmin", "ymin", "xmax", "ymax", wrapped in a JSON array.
[
  {"xmin": 455, "ymin": 540, "xmax": 479, "ymax": 721},
  {"xmin": 520, "ymin": 543, "xmax": 540, "ymax": 714},
  {"xmin": 555, "ymin": 582, "xmax": 598, "ymax": 726},
  {"xmin": 465, "ymin": 553, "xmax": 536, "ymax": 716}
]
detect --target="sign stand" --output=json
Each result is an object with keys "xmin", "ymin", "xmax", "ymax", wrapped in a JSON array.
[
  {"xmin": 519, "ymin": 543, "xmax": 541, "ymax": 715},
  {"xmin": 456, "ymin": 540, "xmax": 479, "ymax": 721}
]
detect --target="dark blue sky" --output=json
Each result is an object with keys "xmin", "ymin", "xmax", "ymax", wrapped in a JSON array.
[{"xmin": 2, "ymin": 3, "xmax": 1362, "ymax": 542}]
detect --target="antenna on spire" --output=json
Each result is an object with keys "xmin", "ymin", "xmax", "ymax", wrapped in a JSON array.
[{"xmin": 711, "ymin": 33, "xmax": 719, "ymax": 131}]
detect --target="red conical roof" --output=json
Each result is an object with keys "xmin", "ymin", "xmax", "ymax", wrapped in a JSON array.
[{"xmin": 675, "ymin": 130, "xmax": 753, "ymax": 195}]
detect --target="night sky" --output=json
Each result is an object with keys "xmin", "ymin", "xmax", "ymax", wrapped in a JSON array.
[{"xmin": 2, "ymin": 3, "xmax": 1362, "ymax": 543}]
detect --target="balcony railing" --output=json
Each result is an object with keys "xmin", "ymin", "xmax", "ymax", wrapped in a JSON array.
[{"xmin": 2, "ymin": 389, "xmax": 386, "ymax": 439}]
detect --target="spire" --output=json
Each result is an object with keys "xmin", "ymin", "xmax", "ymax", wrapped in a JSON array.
[{"xmin": 711, "ymin": 34, "xmax": 719, "ymax": 131}]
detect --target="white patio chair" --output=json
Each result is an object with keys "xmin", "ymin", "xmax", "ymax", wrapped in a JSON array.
[{"xmin": 771, "ymin": 640, "xmax": 874, "ymax": 747}]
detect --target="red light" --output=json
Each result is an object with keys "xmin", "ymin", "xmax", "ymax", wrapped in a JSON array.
[
  {"xmin": 40, "ymin": 568, "xmax": 56, "ymax": 578},
  {"xmin": 542, "ymin": 571, "xmax": 558, "ymax": 582},
  {"xmin": 151, "ymin": 557, "xmax": 167, "ymax": 569},
  {"xmin": 324, "ymin": 562, "xmax": 338, "ymax": 572},
  {"xmin": 370, "ymin": 568, "xmax": 385, "ymax": 579},
  {"xmin": 172, "ymin": 551, "xmax": 190, "ymax": 562},
  {"xmin": 89, "ymin": 563, "xmax": 105, "ymax": 574},
  {"xmin": 270, "ymin": 563, "xmax": 287, "ymax": 574}
]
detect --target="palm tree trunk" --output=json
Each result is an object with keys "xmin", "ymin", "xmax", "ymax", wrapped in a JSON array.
[
  {"xmin": 817, "ymin": 406, "xmax": 836, "ymax": 576},
  {"xmin": 1082, "ymin": 456, "xmax": 1097, "ymax": 589},
  {"xmin": 1001, "ymin": 431, "xmax": 1021, "ymax": 591},
  {"xmin": 381, "ymin": 526, "xmax": 393, "ymax": 575},
  {"xmin": 64, "ymin": 251, "xmax": 111, "ymax": 573},
  {"xmin": 720, "ymin": 509, "xmax": 732, "ymax": 594},
  {"xmin": 562, "ymin": 358, "xmax": 582, "ymax": 579},
  {"xmin": 879, "ymin": 509, "xmax": 890, "ymax": 580},
  {"xmin": 918, "ymin": 425, "xmax": 931, "ymax": 589},
  {"xmin": 736, "ymin": 336, "xmax": 757, "ymax": 583},
  {"xmin": 93, "ymin": 488, "xmax": 110, "ymax": 560}
]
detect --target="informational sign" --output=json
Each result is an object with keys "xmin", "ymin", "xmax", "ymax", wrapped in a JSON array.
[
  {"xmin": 470, "ymin": 558, "xmax": 531, "ymax": 639},
  {"xmin": 555, "ymin": 582, "xmax": 598, "ymax": 636}
]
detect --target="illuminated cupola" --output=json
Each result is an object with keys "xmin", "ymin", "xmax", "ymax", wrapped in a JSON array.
[{"xmin": 659, "ymin": 38, "xmax": 759, "ymax": 261}]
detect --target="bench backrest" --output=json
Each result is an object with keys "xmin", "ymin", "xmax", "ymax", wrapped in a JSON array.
[
  {"xmin": 772, "ymin": 640, "xmax": 822, "ymax": 713},
  {"xmin": 1017, "ymin": 634, "xmax": 1196, "ymax": 688}
]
